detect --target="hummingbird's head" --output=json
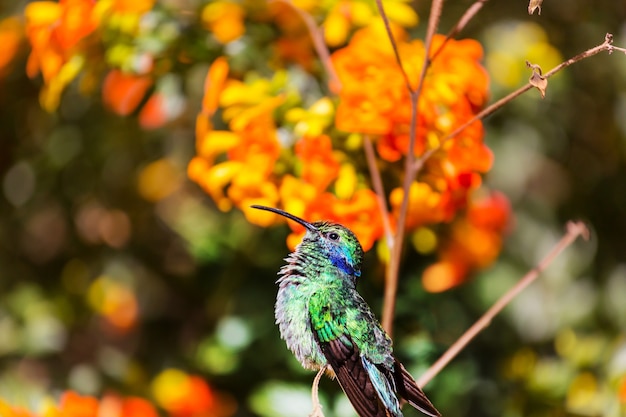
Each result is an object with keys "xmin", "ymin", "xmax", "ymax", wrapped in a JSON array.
[{"xmin": 251, "ymin": 205, "xmax": 364, "ymax": 278}]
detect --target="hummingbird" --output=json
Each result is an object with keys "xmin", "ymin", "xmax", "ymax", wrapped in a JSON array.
[{"xmin": 251, "ymin": 205, "xmax": 441, "ymax": 417}]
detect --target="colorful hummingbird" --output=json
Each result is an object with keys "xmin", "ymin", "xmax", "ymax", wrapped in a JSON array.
[{"xmin": 251, "ymin": 205, "xmax": 441, "ymax": 417}]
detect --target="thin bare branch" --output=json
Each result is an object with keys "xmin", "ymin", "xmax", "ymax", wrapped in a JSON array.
[
  {"xmin": 364, "ymin": 135, "xmax": 394, "ymax": 246},
  {"xmin": 417, "ymin": 221, "xmax": 590, "ymax": 387},
  {"xmin": 381, "ymin": 0, "xmax": 444, "ymax": 336},
  {"xmin": 608, "ymin": 44, "xmax": 626, "ymax": 54},
  {"xmin": 544, "ymin": 33, "xmax": 615, "ymax": 77},
  {"xmin": 374, "ymin": 0, "xmax": 414, "ymax": 93},
  {"xmin": 431, "ymin": 0, "xmax": 489, "ymax": 62},
  {"xmin": 412, "ymin": 33, "xmax": 620, "ymax": 175},
  {"xmin": 422, "ymin": 0, "xmax": 445, "ymax": 67},
  {"xmin": 528, "ymin": 0, "xmax": 543, "ymax": 15},
  {"xmin": 272, "ymin": 0, "xmax": 342, "ymax": 93}
]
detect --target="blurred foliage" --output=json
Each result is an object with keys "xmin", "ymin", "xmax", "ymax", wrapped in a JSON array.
[{"xmin": 0, "ymin": 1, "xmax": 625, "ymax": 417}]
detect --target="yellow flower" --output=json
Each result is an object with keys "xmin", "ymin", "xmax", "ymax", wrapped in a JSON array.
[
  {"xmin": 323, "ymin": 0, "xmax": 418, "ymax": 47},
  {"xmin": 389, "ymin": 182, "xmax": 447, "ymax": 229},
  {"xmin": 201, "ymin": 1, "xmax": 245, "ymax": 44},
  {"xmin": 152, "ymin": 369, "xmax": 215, "ymax": 417},
  {"xmin": 285, "ymin": 97, "xmax": 335, "ymax": 137},
  {"xmin": 279, "ymin": 175, "xmax": 319, "ymax": 220},
  {"xmin": 228, "ymin": 170, "xmax": 280, "ymax": 219}
]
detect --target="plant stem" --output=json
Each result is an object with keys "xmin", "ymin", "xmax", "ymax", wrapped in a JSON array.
[
  {"xmin": 379, "ymin": 0, "xmax": 444, "ymax": 336},
  {"xmin": 272, "ymin": 0, "xmax": 342, "ymax": 93},
  {"xmin": 364, "ymin": 135, "xmax": 393, "ymax": 246},
  {"xmin": 417, "ymin": 221, "xmax": 590, "ymax": 387},
  {"xmin": 431, "ymin": 0, "xmax": 489, "ymax": 62},
  {"xmin": 374, "ymin": 0, "xmax": 414, "ymax": 93},
  {"xmin": 413, "ymin": 33, "xmax": 619, "ymax": 174}
]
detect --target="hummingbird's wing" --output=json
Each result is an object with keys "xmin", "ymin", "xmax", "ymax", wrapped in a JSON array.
[
  {"xmin": 310, "ymin": 291, "xmax": 398, "ymax": 417},
  {"xmin": 321, "ymin": 334, "xmax": 396, "ymax": 417},
  {"xmin": 309, "ymin": 289, "xmax": 442, "ymax": 417},
  {"xmin": 392, "ymin": 361, "xmax": 441, "ymax": 417}
]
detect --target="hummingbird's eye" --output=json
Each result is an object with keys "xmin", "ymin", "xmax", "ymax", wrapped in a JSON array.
[{"xmin": 327, "ymin": 232, "xmax": 340, "ymax": 241}]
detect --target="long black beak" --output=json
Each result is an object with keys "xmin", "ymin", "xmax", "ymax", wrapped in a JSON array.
[{"xmin": 250, "ymin": 205, "xmax": 318, "ymax": 232}]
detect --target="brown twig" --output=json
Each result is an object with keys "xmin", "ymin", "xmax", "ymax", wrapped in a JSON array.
[
  {"xmin": 364, "ymin": 135, "xmax": 394, "ymax": 246},
  {"xmin": 412, "ymin": 33, "xmax": 620, "ymax": 175},
  {"xmin": 417, "ymin": 221, "xmax": 590, "ymax": 387},
  {"xmin": 431, "ymin": 0, "xmax": 489, "ymax": 62},
  {"xmin": 374, "ymin": 0, "xmax": 414, "ymax": 93},
  {"xmin": 379, "ymin": 0, "xmax": 444, "ymax": 335},
  {"xmin": 271, "ymin": 0, "xmax": 342, "ymax": 93}
]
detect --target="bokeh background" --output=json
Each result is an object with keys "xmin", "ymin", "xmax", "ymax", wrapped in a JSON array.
[{"xmin": 1, "ymin": 0, "xmax": 626, "ymax": 416}]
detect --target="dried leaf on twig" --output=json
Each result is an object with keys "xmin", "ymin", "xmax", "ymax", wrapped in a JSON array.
[
  {"xmin": 526, "ymin": 61, "xmax": 547, "ymax": 98},
  {"xmin": 528, "ymin": 0, "xmax": 543, "ymax": 15}
]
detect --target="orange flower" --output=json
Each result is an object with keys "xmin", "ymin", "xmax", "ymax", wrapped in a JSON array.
[
  {"xmin": 191, "ymin": 117, "xmax": 281, "ymax": 215},
  {"xmin": 331, "ymin": 23, "xmax": 489, "ymax": 167},
  {"xmin": 190, "ymin": 61, "xmax": 286, "ymax": 217},
  {"xmin": 0, "ymin": 392, "xmax": 166, "ymax": 417},
  {"xmin": 25, "ymin": 0, "xmax": 97, "ymax": 110},
  {"xmin": 110, "ymin": 0, "xmax": 155, "ymax": 14},
  {"xmin": 295, "ymin": 135, "xmax": 341, "ymax": 191},
  {"xmin": 278, "ymin": 175, "xmax": 319, "ymax": 219},
  {"xmin": 138, "ymin": 93, "xmax": 167, "ymax": 130},
  {"xmin": 99, "ymin": 394, "xmax": 160, "ymax": 417},
  {"xmin": 137, "ymin": 87, "xmax": 184, "ymax": 130},
  {"xmin": 331, "ymin": 189, "xmax": 384, "ymax": 251},
  {"xmin": 152, "ymin": 369, "xmax": 215, "ymax": 417},
  {"xmin": 25, "ymin": 0, "xmax": 96, "ymax": 82},
  {"xmin": 229, "ymin": 171, "xmax": 280, "ymax": 226},
  {"xmin": 422, "ymin": 192, "xmax": 511, "ymax": 292},
  {"xmin": 201, "ymin": 1, "xmax": 245, "ymax": 44},
  {"xmin": 389, "ymin": 181, "xmax": 449, "ymax": 229},
  {"xmin": 41, "ymin": 391, "xmax": 161, "ymax": 417},
  {"xmin": 467, "ymin": 191, "xmax": 511, "ymax": 232},
  {"xmin": 201, "ymin": 57, "xmax": 229, "ymax": 117},
  {"xmin": 331, "ymin": 22, "xmax": 411, "ymax": 135},
  {"xmin": 102, "ymin": 69, "xmax": 153, "ymax": 116},
  {"xmin": 0, "ymin": 17, "xmax": 23, "ymax": 77},
  {"xmin": 102, "ymin": 70, "xmax": 182, "ymax": 129},
  {"xmin": 376, "ymin": 124, "xmax": 428, "ymax": 162},
  {"xmin": 619, "ymin": 375, "xmax": 626, "ymax": 404},
  {"xmin": 57, "ymin": 391, "xmax": 99, "ymax": 417},
  {"xmin": 55, "ymin": 0, "xmax": 97, "ymax": 50},
  {"xmin": 227, "ymin": 116, "xmax": 281, "ymax": 174},
  {"xmin": 195, "ymin": 57, "xmax": 229, "ymax": 142},
  {"xmin": 331, "ymin": 23, "xmax": 494, "ymax": 242},
  {"xmin": 421, "ymin": 261, "xmax": 467, "ymax": 293}
]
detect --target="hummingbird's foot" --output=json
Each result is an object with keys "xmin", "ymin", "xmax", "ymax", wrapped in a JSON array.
[{"xmin": 309, "ymin": 365, "xmax": 327, "ymax": 417}]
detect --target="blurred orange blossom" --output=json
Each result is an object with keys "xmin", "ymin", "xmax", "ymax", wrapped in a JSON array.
[
  {"xmin": 0, "ymin": 17, "xmax": 23, "ymax": 76},
  {"xmin": 422, "ymin": 192, "xmax": 511, "ymax": 292},
  {"xmin": 25, "ymin": 0, "xmax": 97, "ymax": 110}
]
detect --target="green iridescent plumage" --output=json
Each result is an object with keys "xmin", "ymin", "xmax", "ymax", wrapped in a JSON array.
[{"xmin": 252, "ymin": 205, "xmax": 441, "ymax": 417}]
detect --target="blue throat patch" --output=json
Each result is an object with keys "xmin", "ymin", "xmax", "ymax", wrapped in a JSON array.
[{"xmin": 329, "ymin": 250, "xmax": 360, "ymax": 277}]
